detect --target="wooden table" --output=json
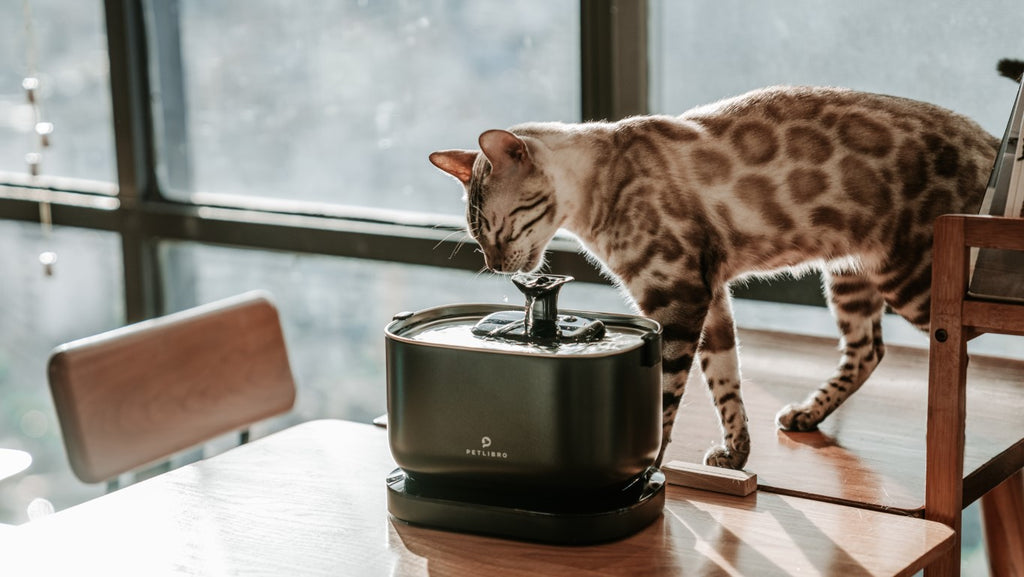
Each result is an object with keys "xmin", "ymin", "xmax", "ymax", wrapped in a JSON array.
[
  {"xmin": 2, "ymin": 419, "xmax": 951, "ymax": 576},
  {"xmin": 662, "ymin": 328, "xmax": 1024, "ymax": 515}
]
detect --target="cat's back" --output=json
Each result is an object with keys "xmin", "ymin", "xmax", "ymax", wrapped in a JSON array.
[
  {"xmin": 681, "ymin": 85, "xmax": 997, "ymax": 155},
  {"xmin": 665, "ymin": 85, "xmax": 998, "ymax": 271},
  {"xmin": 685, "ymin": 85, "xmax": 975, "ymax": 125}
]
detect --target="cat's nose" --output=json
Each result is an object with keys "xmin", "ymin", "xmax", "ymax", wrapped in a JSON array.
[{"xmin": 482, "ymin": 247, "xmax": 504, "ymax": 272}]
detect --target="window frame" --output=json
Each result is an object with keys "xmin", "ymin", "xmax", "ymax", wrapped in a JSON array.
[{"xmin": 0, "ymin": 0, "xmax": 820, "ymax": 325}]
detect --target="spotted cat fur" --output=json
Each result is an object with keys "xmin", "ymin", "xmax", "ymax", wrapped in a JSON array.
[{"xmin": 430, "ymin": 86, "xmax": 998, "ymax": 469}]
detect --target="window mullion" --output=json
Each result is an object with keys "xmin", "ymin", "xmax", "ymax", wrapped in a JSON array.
[
  {"xmin": 104, "ymin": 0, "xmax": 156, "ymax": 204},
  {"xmin": 145, "ymin": 0, "xmax": 193, "ymax": 194},
  {"xmin": 105, "ymin": 0, "xmax": 163, "ymax": 322},
  {"xmin": 581, "ymin": 0, "xmax": 648, "ymax": 121}
]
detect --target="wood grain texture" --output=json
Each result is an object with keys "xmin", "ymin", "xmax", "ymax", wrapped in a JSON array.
[
  {"xmin": 663, "ymin": 460, "xmax": 757, "ymax": 496},
  {"xmin": 661, "ymin": 328, "xmax": 1024, "ymax": 515},
  {"xmin": 2, "ymin": 420, "xmax": 953, "ymax": 576},
  {"xmin": 981, "ymin": 470, "xmax": 1024, "ymax": 577},
  {"xmin": 963, "ymin": 214, "xmax": 1024, "ymax": 251},
  {"xmin": 924, "ymin": 215, "xmax": 971, "ymax": 576},
  {"xmin": 926, "ymin": 214, "xmax": 1024, "ymax": 576},
  {"xmin": 963, "ymin": 299, "xmax": 1024, "ymax": 336},
  {"xmin": 47, "ymin": 291, "xmax": 296, "ymax": 483}
]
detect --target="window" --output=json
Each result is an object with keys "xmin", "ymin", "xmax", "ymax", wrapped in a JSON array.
[
  {"xmin": 148, "ymin": 0, "xmax": 580, "ymax": 215},
  {"xmin": 0, "ymin": 0, "xmax": 595, "ymax": 525},
  {"xmin": 649, "ymin": 0, "xmax": 1022, "ymax": 135},
  {"xmin": 0, "ymin": 221, "xmax": 121, "ymax": 518},
  {"xmin": 0, "ymin": 0, "xmax": 116, "ymax": 188}
]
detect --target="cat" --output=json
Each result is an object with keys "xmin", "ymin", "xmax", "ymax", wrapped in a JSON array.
[{"xmin": 429, "ymin": 85, "xmax": 998, "ymax": 469}]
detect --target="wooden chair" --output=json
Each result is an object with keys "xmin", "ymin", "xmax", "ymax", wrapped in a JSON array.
[
  {"xmin": 659, "ymin": 225, "xmax": 1024, "ymax": 575},
  {"xmin": 926, "ymin": 214, "xmax": 1024, "ymax": 576},
  {"xmin": 47, "ymin": 291, "xmax": 296, "ymax": 487}
]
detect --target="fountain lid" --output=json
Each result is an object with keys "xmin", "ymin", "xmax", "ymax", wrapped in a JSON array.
[
  {"xmin": 471, "ymin": 274, "xmax": 606, "ymax": 344},
  {"xmin": 386, "ymin": 274, "xmax": 661, "ymax": 358}
]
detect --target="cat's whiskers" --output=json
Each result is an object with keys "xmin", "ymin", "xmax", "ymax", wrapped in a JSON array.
[
  {"xmin": 449, "ymin": 236, "xmax": 478, "ymax": 261},
  {"xmin": 431, "ymin": 229, "xmax": 474, "ymax": 261},
  {"xmin": 431, "ymin": 228, "xmax": 466, "ymax": 250},
  {"xmin": 473, "ymin": 266, "xmax": 495, "ymax": 280}
]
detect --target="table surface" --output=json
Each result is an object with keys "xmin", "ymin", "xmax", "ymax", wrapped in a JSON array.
[
  {"xmin": 2, "ymin": 419, "xmax": 952, "ymax": 576},
  {"xmin": 662, "ymin": 328, "xmax": 1024, "ymax": 514}
]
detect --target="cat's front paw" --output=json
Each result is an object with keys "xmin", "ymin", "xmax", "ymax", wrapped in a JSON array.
[
  {"xmin": 703, "ymin": 444, "xmax": 749, "ymax": 470},
  {"xmin": 775, "ymin": 403, "xmax": 823, "ymax": 432}
]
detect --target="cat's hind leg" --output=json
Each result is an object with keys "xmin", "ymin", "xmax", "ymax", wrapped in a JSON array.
[
  {"xmin": 776, "ymin": 269, "xmax": 886, "ymax": 431},
  {"xmin": 698, "ymin": 288, "xmax": 750, "ymax": 469}
]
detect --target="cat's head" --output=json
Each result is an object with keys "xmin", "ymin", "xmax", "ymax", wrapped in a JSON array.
[{"xmin": 430, "ymin": 129, "xmax": 559, "ymax": 273}]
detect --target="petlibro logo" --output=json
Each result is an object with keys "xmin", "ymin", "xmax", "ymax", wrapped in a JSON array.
[{"xmin": 465, "ymin": 435, "xmax": 508, "ymax": 459}]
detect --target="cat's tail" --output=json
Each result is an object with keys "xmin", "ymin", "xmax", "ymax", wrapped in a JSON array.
[{"xmin": 997, "ymin": 58, "xmax": 1024, "ymax": 83}]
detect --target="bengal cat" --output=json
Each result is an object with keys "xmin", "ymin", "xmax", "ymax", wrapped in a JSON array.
[{"xmin": 429, "ymin": 86, "xmax": 998, "ymax": 469}]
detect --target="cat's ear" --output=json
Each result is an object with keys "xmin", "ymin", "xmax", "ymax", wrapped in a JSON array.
[
  {"xmin": 429, "ymin": 150, "xmax": 478, "ymax": 184},
  {"xmin": 478, "ymin": 129, "xmax": 530, "ymax": 174}
]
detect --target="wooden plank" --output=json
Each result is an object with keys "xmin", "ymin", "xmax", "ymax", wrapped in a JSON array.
[
  {"xmin": 963, "ymin": 299, "xmax": 1024, "ymax": 336},
  {"xmin": 964, "ymin": 215, "xmax": 1024, "ymax": 251},
  {"xmin": 924, "ymin": 216, "xmax": 970, "ymax": 576},
  {"xmin": 662, "ymin": 460, "xmax": 757, "ymax": 496},
  {"xmin": 963, "ymin": 438, "xmax": 1024, "ymax": 506},
  {"xmin": 980, "ymin": 469, "xmax": 1024, "ymax": 576},
  {"xmin": 3, "ymin": 420, "xmax": 955, "ymax": 577}
]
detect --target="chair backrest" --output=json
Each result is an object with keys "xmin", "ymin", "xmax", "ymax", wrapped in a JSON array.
[{"xmin": 48, "ymin": 291, "xmax": 296, "ymax": 484}]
